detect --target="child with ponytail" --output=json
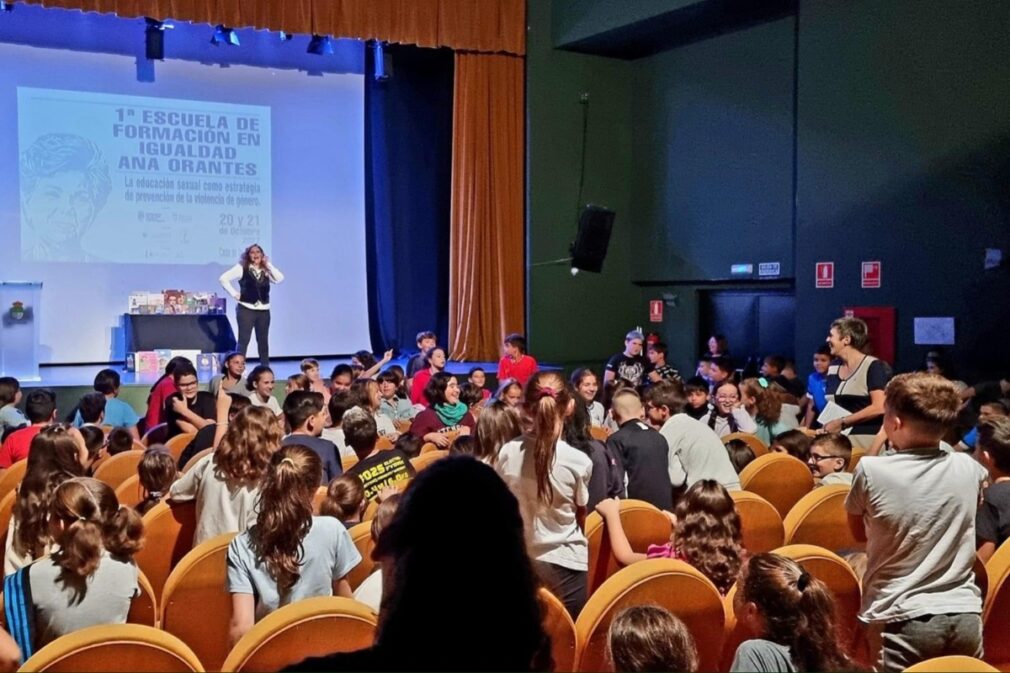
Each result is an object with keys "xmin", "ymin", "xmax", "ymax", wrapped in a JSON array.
[
  {"xmin": 227, "ymin": 445, "xmax": 361, "ymax": 646},
  {"xmin": 137, "ymin": 448, "xmax": 178, "ymax": 515},
  {"xmin": 495, "ymin": 371, "xmax": 592, "ymax": 618},
  {"xmin": 6, "ymin": 478, "xmax": 143, "ymax": 656},
  {"xmin": 731, "ymin": 552, "xmax": 855, "ymax": 672}
]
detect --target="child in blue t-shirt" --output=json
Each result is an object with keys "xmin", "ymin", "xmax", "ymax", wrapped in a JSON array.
[
  {"xmin": 73, "ymin": 369, "xmax": 140, "ymax": 439},
  {"xmin": 803, "ymin": 345, "xmax": 831, "ymax": 428}
]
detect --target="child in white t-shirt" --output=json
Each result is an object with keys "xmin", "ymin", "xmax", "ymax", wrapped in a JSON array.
[
  {"xmin": 845, "ymin": 372, "xmax": 987, "ymax": 672},
  {"xmin": 495, "ymin": 372, "xmax": 592, "ymax": 618}
]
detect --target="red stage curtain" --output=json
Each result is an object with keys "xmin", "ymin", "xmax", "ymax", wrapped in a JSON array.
[
  {"xmin": 448, "ymin": 52, "xmax": 525, "ymax": 362},
  {"xmin": 29, "ymin": 0, "xmax": 525, "ymax": 54}
]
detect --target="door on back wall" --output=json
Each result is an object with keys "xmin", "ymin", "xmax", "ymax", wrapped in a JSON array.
[{"xmin": 698, "ymin": 289, "xmax": 796, "ymax": 376}]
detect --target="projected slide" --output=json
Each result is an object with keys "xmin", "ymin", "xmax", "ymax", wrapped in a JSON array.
[{"xmin": 18, "ymin": 88, "xmax": 272, "ymax": 264}]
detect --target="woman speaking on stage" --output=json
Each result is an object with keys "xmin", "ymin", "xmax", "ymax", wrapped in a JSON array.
[{"xmin": 219, "ymin": 243, "xmax": 284, "ymax": 367}]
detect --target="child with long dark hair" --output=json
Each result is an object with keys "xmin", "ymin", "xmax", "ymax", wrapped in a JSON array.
[
  {"xmin": 570, "ymin": 368, "xmax": 605, "ymax": 427},
  {"xmin": 6, "ymin": 425, "xmax": 88, "ymax": 575},
  {"xmin": 227, "ymin": 445, "xmax": 360, "ymax": 646},
  {"xmin": 469, "ymin": 400, "xmax": 521, "ymax": 464},
  {"xmin": 596, "ymin": 479, "xmax": 744, "ymax": 595},
  {"xmin": 731, "ymin": 553, "xmax": 855, "ymax": 672},
  {"xmin": 496, "ymin": 371, "xmax": 592, "ymax": 618}
]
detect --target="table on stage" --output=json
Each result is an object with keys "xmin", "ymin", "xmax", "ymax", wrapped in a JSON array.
[{"xmin": 124, "ymin": 313, "xmax": 237, "ymax": 353}]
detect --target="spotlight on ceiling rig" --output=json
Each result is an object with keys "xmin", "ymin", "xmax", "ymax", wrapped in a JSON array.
[
  {"xmin": 307, "ymin": 35, "xmax": 334, "ymax": 56},
  {"xmin": 144, "ymin": 18, "xmax": 173, "ymax": 60}
]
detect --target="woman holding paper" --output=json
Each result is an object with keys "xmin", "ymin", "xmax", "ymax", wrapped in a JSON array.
[
  {"xmin": 219, "ymin": 244, "xmax": 283, "ymax": 367},
  {"xmin": 820, "ymin": 317, "xmax": 889, "ymax": 449}
]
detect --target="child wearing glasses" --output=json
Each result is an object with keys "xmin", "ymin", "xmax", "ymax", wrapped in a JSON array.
[{"xmin": 806, "ymin": 433, "xmax": 853, "ymax": 486}]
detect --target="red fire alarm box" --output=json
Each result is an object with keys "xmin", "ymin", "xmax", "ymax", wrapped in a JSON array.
[{"xmin": 842, "ymin": 306, "xmax": 896, "ymax": 367}]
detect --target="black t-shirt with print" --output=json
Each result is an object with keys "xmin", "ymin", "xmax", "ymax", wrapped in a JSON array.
[
  {"xmin": 346, "ymin": 449, "xmax": 416, "ymax": 500},
  {"xmin": 606, "ymin": 353, "xmax": 648, "ymax": 387}
]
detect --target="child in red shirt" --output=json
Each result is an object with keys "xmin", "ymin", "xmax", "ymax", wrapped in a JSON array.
[{"xmin": 497, "ymin": 333, "xmax": 538, "ymax": 387}]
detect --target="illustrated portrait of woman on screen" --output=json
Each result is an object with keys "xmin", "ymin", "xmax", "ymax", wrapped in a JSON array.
[{"xmin": 19, "ymin": 133, "xmax": 112, "ymax": 263}]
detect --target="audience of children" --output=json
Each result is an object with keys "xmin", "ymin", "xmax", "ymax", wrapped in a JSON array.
[
  {"xmin": 319, "ymin": 474, "xmax": 367, "ymax": 528},
  {"xmin": 5, "ymin": 320, "xmax": 1010, "ymax": 671},
  {"xmin": 646, "ymin": 341, "xmax": 682, "ymax": 384},
  {"xmin": 408, "ymin": 347, "xmax": 446, "ymax": 406},
  {"xmin": 227, "ymin": 445, "xmax": 360, "ymax": 646},
  {"xmin": 348, "ymin": 378, "xmax": 398, "ymax": 437}
]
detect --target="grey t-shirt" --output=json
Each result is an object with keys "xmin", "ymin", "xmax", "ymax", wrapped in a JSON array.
[
  {"xmin": 977, "ymin": 481, "xmax": 1010, "ymax": 549},
  {"xmin": 29, "ymin": 552, "xmax": 139, "ymax": 648},
  {"xmin": 0, "ymin": 405, "xmax": 27, "ymax": 436},
  {"xmin": 227, "ymin": 516, "xmax": 362, "ymax": 621},
  {"xmin": 731, "ymin": 639, "xmax": 796, "ymax": 673}
]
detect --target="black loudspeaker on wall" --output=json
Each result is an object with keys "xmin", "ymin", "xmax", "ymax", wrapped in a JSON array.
[{"xmin": 570, "ymin": 205, "xmax": 615, "ymax": 273}]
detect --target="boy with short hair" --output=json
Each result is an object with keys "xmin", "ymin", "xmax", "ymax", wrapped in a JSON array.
[
  {"xmin": 646, "ymin": 342, "xmax": 681, "ymax": 385},
  {"xmin": 606, "ymin": 389, "xmax": 673, "ymax": 511},
  {"xmin": 956, "ymin": 401, "xmax": 1007, "ymax": 452},
  {"xmin": 497, "ymin": 334, "xmax": 539, "ymax": 387},
  {"xmin": 106, "ymin": 427, "xmax": 135, "ymax": 455},
  {"xmin": 806, "ymin": 433, "xmax": 853, "ymax": 486},
  {"xmin": 803, "ymin": 345, "xmax": 833, "ymax": 428},
  {"xmin": 0, "ymin": 377, "xmax": 27, "ymax": 438},
  {"xmin": 282, "ymin": 390, "xmax": 342, "ymax": 483},
  {"xmin": 0, "ymin": 388, "xmax": 57, "ymax": 467},
  {"xmin": 682, "ymin": 377, "xmax": 710, "ymax": 421},
  {"xmin": 846, "ymin": 373, "xmax": 987, "ymax": 672},
  {"xmin": 77, "ymin": 392, "xmax": 107, "ymax": 426},
  {"xmin": 73, "ymin": 369, "xmax": 140, "ymax": 439},
  {"xmin": 707, "ymin": 356, "xmax": 734, "ymax": 391},
  {"xmin": 406, "ymin": 331, "xmax": 437, "ymax": 381},
  {"xmin": 343, "ymin": 410, "xmax": 415, "ymax": 500},
  {"xmin": 976, "ymin": 417, "xmax": 1010, "ymax": 563},
  {"xmin": 643, "ymin": 381, "xmax": 740, "ymax": 492}
]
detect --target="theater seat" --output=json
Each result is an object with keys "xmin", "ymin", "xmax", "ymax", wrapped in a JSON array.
[
  {"xmin": 729, "ymin": 490, "xmax": 784, "ymax": 553},
  {"xmin": 341, "ymin": 455, "xmax": 359, "ymax": 472},
  {"xmin": 115, "ymin": 475, "xmax": 145, "ymax": 510},
  {"xmin": 127, "ymin": 570, "xmax": 159, "ymax": 628},
  {"xmin": 135, "ymin": 500, "xmax": 197, "ymax": 601},
  {"xmin": 19, "ymin": 623, "xmax": 204, "ymax": 672},
  {"xmin": 983, "ymin": 536, "xmax": 1010, "ymax": 669},
  {"xmin": 93, "ymin": 450, "xmax": 145, "ymax": 491},
  {"xmin": 346, "ymin": 521, "xmax": 376, "ymax": 591},
  {"xmin": 221, "ymin": 597, "xmax": 378, "ymax": 672},
  {"xmin": 905, "ymin": 656, "xmax": 997, "ymax": 672},
  {"xmin": 783, "ymin": 484, "xmax": 863, "ymax": 553},
  {"xmin": 142, "ymin": 423, "xmax": 169, "ymax": 448},
  {"xmin": 722, "ymin": 432, "xmax": 769, "ymax": 457},
  {"xmin": 0, "ymin": 459, "xmax": 28, "ymax": 503},
  {"xmin": 584, "ymin": 499, "xmax": 672, "ymax": 596},
  {"xmin": 160, "ymin": 533, "xmax": 236, "ymax": 672},
  {"xmin": 409, "ymin": 450, "xmax": 448, "ymax": 472},
  {"xmin": 575, "ymin": 559, "xmax": 725, "ymax": 672},
  {"xmin": 539, "ymin": 588, "xmax": 576, "ymax": 672},
  {"xmin": 0, "ymin": 490, "xmax": 16, "ymax": 558},
  {"xmin": 375, "ymin": 436, "xmax": 393, "ymax": 451},
  {"xmin": 739, "ymin": 453, "xmax": 814, "ymax": 518},
  {"xmin": 589, "ymin": 426, "xmax": 609, "ymax": 442},
  {"xmin": 164, "ymin": 433, "xmax": 197, "ymax": 463}
]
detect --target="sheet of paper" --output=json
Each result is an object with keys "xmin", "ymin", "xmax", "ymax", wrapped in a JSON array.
[{"xmin": 818, "ymin": 401, "xmax": 853, "ymax": 435}]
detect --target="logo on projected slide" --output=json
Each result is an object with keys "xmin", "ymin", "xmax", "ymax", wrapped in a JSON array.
[{"xmin": 9, "ymin": 302, "xmax": 25, "ymax": 320}]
